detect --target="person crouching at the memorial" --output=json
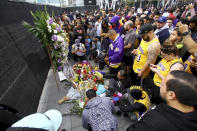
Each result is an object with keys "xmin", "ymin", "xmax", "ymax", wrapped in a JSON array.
[
  {"xmin": 118, "ymin": 86, "xmax": 151, "ymax": 120},
  {"xmin": 82, "ymin": 89, "xmax": 118, "ymax": 131},
  {"xmin": 105, "ymin": 69, "xmax": 132, "ymax": 97},
  {"xmin": 104, "ymin": 29, "xmax": 124, "ymax": 78},
  {"xmin": 72, "ymin": 39, "xmax": 86, "ymax": 62}
]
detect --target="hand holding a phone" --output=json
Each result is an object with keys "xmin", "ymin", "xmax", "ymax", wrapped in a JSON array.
[{"xmin": 149, "ymin": 64, "xmax": 158, "ymax": 73}]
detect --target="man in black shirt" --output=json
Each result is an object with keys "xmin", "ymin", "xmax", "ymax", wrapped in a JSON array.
[{"xmin": 127, "ymin": 71, "xmax": 197, "ymax": 131}]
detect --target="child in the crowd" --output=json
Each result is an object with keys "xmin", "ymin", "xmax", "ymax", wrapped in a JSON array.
[
  {"xmin": 85, "ymin": 35, "xmax": 91, "ymax": 58},
  {"xmin": 92, "ymin": 49, "xmax": 106, "ymax": 69},
  {"xmin": 91, "ymin": 37, "xmax": 101, "ymax": 51},
  {"xmin": 90, "ymin": 37, "xmax": 101, "ymax": 60}
]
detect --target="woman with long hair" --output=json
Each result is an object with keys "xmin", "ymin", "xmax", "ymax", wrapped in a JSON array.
[
  {"xmin": 100, "ymin": 19, "xmax": 110, "ymax": 52},
  {"xmin": 134, "ymin": 17, "xmax": 144, "ymax": 48}
]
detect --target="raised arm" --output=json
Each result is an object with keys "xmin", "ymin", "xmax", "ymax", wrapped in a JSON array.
[{"xmin": 178, "ymin": 23, "xmax": 197, "ymax": 55}]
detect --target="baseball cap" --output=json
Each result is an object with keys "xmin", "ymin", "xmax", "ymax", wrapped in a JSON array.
[
  {"xmin": 11, "ymin": 109, "xmax": 62, "ymax": 131},
  {"xmin": 75, "ymin": 39, "xmax": 80, "ymax": 44},
  {"xmin": 158, "ymin": 16, "xmax": 167, "ymax": 23},
  {"xmin": 162, "ymin": 12, "xmax": 169, "ymax": 18},
  {"xmin": 138, "ymin": 24, "xmax": 154, "ymax": 36}
]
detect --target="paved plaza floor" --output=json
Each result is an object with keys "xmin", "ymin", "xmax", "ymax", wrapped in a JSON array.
[{"xmin": 37, "ymin": 60, "xmax": 133, "ymax": 131}]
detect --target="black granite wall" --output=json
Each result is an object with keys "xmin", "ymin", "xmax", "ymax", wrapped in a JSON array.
[
  {"xmin": 0, "ymin": 1, "xmax": 60, "ymax": 117},
  {"xmin": 0, "ymin": 0, "xmax": 99, "ymax": 117}
]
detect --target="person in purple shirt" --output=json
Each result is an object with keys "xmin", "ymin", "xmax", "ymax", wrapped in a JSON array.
[
  {"xmin": 104, "ymin": 29, "xmax": 124, "ymax": 78},
  {"xmin": 110, "ymin": 16, "xmax": 125, "ymax": 36}
]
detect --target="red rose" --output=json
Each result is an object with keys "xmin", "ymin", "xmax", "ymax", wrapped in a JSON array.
[
  {"xmin": 113, "ymin": 94, "xmax": 117, "ymax": 97},
  {"xmin": 93, "ymin": 86, "xmax": 97, "ymax": 91},
  {"xmin": 88, "ymin": 74, "xmax": 92, "ymax": 78}
]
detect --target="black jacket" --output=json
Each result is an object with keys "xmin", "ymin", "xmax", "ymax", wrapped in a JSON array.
[
  {"xmin": 7, "ymin": 127, "xmax": 47, "ymax": 131},
  {"xmin": 156, "ymin": 28, "xmax": 170, "ymax": 45},
  {"xmin": 191, "ymin": 66, "xmax": 197, "ymax": 77},
  {"xmin": 127, "ymin": 103, "xmax": 197, "ymax": 131},
  {"xmin": 0, "ymin": 104, "xmax": 20, "ymax": 131}
]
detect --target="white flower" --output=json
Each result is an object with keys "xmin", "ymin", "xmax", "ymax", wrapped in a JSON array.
[
  {"xmin": 48, "ymin": 29, "xmax": 52, "ymax": 33},
  {"xmin": 79, "ymin": 100, "xmax": 85, "ymax": 108},
  {"xmin": 62, "ymin": 47, "xmax": 66, "ymax": 51},
  {"xmin": 47, "ymin": 25, "xmax": 51, "ymax": 29},
  {"xmin": 61, "ymin": 42, "xmax": 66, "ymax": 47},
  {"xmin": 54, "ymin": 30, "xmax": 57, "ymax": 34},
  {"xmin": 47, "ymin": 25, "xmax": 52, "ymax": 33},
  {"xmin": 57, "ymin": 35, "xmax": 64, "ymax": 42},
  {"xmin": 62, "ymin": 53, "xmax": 66, "ymax": 57}
]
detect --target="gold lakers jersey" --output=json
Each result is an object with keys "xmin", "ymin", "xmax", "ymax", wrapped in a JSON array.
[{"xmin": 153, "ymin": 57, "xmax": 183, "ymax": 86}]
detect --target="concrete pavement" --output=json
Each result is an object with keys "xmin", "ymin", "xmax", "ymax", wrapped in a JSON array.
[{"xmin": 37, "ymin": 60, "xmax": 133, "ymax": 131}]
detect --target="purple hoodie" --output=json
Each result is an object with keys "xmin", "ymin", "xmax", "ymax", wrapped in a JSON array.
[
  {"xmin": 108, "ymin": 35, "xmax": 124, "ymax": 67},
  {"xmin": 110, "ymin": 16, "xmax": 123, "ymax": 34}
]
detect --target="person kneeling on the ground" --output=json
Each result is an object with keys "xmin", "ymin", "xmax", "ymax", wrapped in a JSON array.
[
  {"xmin": 126, "ymin": 71, "xmax": 197, "ymax": 131},
  {"xmin": 91, "ymin": 49, "xmax": 106, "ymax": 70},
  {"xmin": 105, "ymin": 69, "xmax": 132, "ymax": 96},
  {"xmin": 118, "ymin": 86, "xmax": 151, "ymax": 120},
  {"xmin": 104, "ymin": 29, "xmax": 124, "ymax": 78},
  {"xmin": 72, "ymin": 39, "xmax": 86, "ymax": 62},
  {"xmin": 82, "ymin": 89, "xmax": 117, "ymax": 131}
]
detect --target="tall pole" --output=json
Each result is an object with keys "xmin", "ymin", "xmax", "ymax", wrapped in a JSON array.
[
  {"xmin": 157, "ymin": 0, "xmax": 160, "ymax": 8},
  {"xmin": 140, "ymin": 0, "xmax": 142, "ymax": 8}
]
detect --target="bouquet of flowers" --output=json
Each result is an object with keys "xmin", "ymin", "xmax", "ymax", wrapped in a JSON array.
[
  {"xmin": 22, "ymin": 8, "xmax": 52, "ymax": 47},
  {"xmin": 72, "ymin": 61, "xmax": 93, "ymax": 82},
  {"xmin": 69, "ymin": 98, "xmax": 85, "ymax": 115},
  {"xmin": 22, "ymin": 8, "xmax": 73, "ymax": 81},
  {"xmin": 91, "ymin": 71, "xmax": 104, "ymax": 84},
  {"xmin": 47, "ymin": 17, "xmax": 70, "ymax": 71},
  {"xmin": 70, "ymin": 61, "xmax": 105, "ymax": 115},
  {"xmin": 70, "ymin": 79, "xmax": 95, "ymax": 115}
]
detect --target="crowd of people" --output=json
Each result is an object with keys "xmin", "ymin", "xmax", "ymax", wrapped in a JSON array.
[
  {"xmin": 77, "ymin": 3, "xmax": 197, "ymax": 131},
  {"xmin": 2, "ymin": 2, "xmax": 197, "ymax": 131}
]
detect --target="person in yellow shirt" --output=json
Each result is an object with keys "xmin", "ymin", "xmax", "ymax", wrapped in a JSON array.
[
  {"xmin": 131, "ymin": 24, "xmax": 161, "ymax": 85},
  {"xmin": 184, "ymin": 55, "xmax": 195, "ymax": 74},
  {"xmin": 149, "ymin": 43, "xmax": 184, "ymax": 104},
  {"xmin": 118, "ymin": 86, "xmax": 151, "ymax": 120}
]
